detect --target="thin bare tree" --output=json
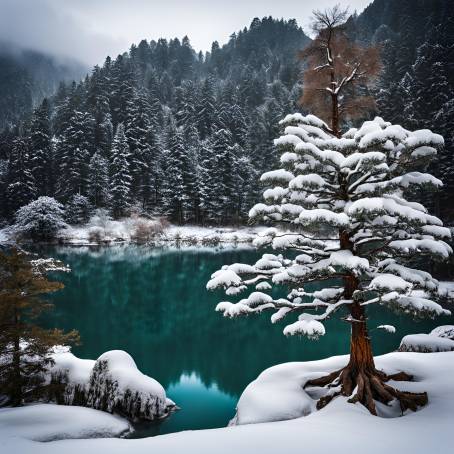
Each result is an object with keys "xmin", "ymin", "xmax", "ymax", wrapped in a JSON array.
[{"xmin": 300, "ymin": 4, "xmax": 381, "ymax": 136}]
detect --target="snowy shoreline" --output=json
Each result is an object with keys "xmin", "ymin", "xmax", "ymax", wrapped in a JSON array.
[
  {"xmin": 1, "ymin": 351, "xmax": 454, "ymax": 454},
  {"xmin": 0, "ymin": 222, "xmax": 266, "ymax": 248}
]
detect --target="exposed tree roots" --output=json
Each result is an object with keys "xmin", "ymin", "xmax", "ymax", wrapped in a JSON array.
[{"xmin": 304, "ymin": 366, "xmax": 428, "ymax": 416}]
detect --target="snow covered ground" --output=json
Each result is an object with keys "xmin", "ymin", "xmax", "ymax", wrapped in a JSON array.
[
  {"xmin": 0, "ymin": 404, "xmax": 131, "ymax": 442},
  {"xmin": 1, "ymin": 217, "xmax": 267, "ymax": 247},
  {"xmin": 2, "ymin": 351, "xmax": 453, "ymax": 454},
  {"xmin": 57, "ymin": 220, "xmax": 265, "ymax": 246}
]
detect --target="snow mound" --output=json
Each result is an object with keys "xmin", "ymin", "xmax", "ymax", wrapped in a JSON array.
[
  {"xmin": 231, "ymin": 352, "xmax": 451, "ymax": 425},
  {"xmin": 229, "ymin": 361, "xmax": 317, "ymax": 425},
  {"xmin": 0, "ymin": 404, "xmax": 130, "ymax": 442},
  {"xmin": 430, "ymin": 325, "xmax": 454, "ymax": 339},
  {"xmin": 398, "ymin": 324, "xmax": 454, "ymax": 352},
  {"xmin": 86, "ymin": 350, "xmax": 172, "ymax": 421},
  {"xmin": 50, "ymin": 348, "xmax": 175, "ymax": 422},
  {"xmin": 399, "ymin": 334, "xmax": 454, "ymax": 352}
]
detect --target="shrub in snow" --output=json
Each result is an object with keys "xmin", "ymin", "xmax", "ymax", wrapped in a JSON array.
[
  {"xmin": 399, "ymin": 334, "xmax": 454, "ymax": 353},
  {"xmin": 130, "ymin": 218, "xmax": 166, "ymax": 243},
  {"xmin": 65, "ymin": 194, "xmax": 92, "ymax": 225},
  {"xmin": 14, "ymin": 196, "xmax": 67, "ymax": 241},
  {"xmin": 399, "ymin": 325, "xmax": 454, "ymax": 352},
  {"xmin": 49, "ymin": 348, "xmax": 175, "ymax": 422},
  {"xmin": 89, "ymin": 208, "xmax": 112, "ymax": 228},
  {"xmin": 207, "ymin": 113, "xmax": 451, "ymax": 415},
  {"xmin": 88, "ymin": 226, "xmax": 106, "ymax": 243},
  {"xmin": 86, "ymin": 351, "xmax": 172, "ymax": 421}
]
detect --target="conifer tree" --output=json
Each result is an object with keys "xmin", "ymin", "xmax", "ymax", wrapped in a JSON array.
[
  {"xmin": 0, "ymin": 249, "xmax": 78, "ymax": 406},
  {"xmin": 5, "ymin": 138, "xmax": 37, "ymax": 215},
  {"xmin": 198, "ymin": 140, "xmax": 218, "ymax": 223},
  {"xmin": 56, "ymin": 111, "xmax": 94, "ymax": 201},
  {"xmin": 125, "ymin": 89, "xmax": 151, "ymax": 203},
  {"xmin": 196, "ymin": 76, "xmax": 216, "ymax": 140},
  {"xmin": 14, "ymin": 196, "xmax": 66, "ymax": 241},
  {"xmin": 65, "ymin": 194, "xmax": 92, "ymax": 225},
  {"xmin": 87, "ymin": 151, "xmax": 109, "ymax": 208},
  {"xmin": 208, "ymin": 7, "xmax": 451, "ymax": 415},
  {"xmin": 30, "ymin": 99, "xmax": 53, "ymax": 196},
  {"xmin": 109, "ymin": 124, "xmax": 132, "ymax": 219},
  {"xmin": 208, "ymin": 112, "xmax": 450, "ymax": 415},
  {"xmin": 161, "ymin": 121, "xmax": 185, "ymax": 223}
]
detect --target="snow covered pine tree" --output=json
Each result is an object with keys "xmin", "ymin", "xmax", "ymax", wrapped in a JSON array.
[{"xmin": 207, "ymin": 113, "xmax": 451, "ymax": 415}]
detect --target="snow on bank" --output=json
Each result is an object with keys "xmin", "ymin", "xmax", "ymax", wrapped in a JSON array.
[
  {"xmin": 0, "ymin": 404, "xmax": 130, "ymax": 442},
  {"xmin": 399, "ymin": 325, "xmax": 454, "ymax": 352},
  {"xmin": 2, "ymin": 351, "xmax": 454, "ymax": 454},
  {"xmin": 58, "ymin": 220, "xmax": 265, "ymax": 247},
  {"xmin": 49, "ymin": 348, "xmax": 175, "ymax": 422}
]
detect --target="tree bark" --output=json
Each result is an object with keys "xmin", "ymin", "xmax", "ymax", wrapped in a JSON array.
[{"xmin": 12, "ymin": 308, "xmax": 22, "ymax": 407}]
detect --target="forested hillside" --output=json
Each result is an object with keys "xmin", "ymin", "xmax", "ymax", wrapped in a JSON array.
[
  {"xmin": 0, "ymin": 43, "xmax": 86, "ymax": 129},
  {"xmin": 0, "ymin": 17, "xmax": 309, "ymax": 225},
  {"xmin": 348, "ymin": 0, "xmax": 454, "ymax": 220},
  {"xmin": 0, "ymin": 1, "xmax": 453, "ymax": 226}
]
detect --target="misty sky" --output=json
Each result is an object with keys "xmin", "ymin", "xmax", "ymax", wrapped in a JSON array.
[{"xmin": 0, "ymin": 0, "xmax": 372, "ymax": 66}]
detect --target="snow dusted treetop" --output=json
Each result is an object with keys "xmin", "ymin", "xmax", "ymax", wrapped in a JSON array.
[{"xmin": 207, "ymin": 113, "xmax": 451, "ymax": 415}]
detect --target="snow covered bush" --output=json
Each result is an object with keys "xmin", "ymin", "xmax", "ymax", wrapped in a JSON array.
[
  {"xmin": 86, "ymin": 351, "xmax": 173, "ymax": 421},
  {"xmin": 130, "ymin": 218, "xmax": 166, "ymax": 243},
  {"xmin": 207, "ymin": 113, "xmax": 451, "ymax": 415},
  {"xmin": 48, "ymin": 348, "xmax": 176, "ymax": 422},
  {"xmin": 87, "ymin": 226, "xmax": 106, "ymax": 243},
  {"xmin": 399, "ymin": 334, "xmax": 454, "ymax": 353},
  {"xmin": 399, "ymin": 325, "xmax": 454, "ymax": 352},
  {"xmin": 14, "ymin": 197, "xmax": 67, "ymax": 241}
]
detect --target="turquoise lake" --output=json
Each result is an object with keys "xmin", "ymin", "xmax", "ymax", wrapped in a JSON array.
[{"xmin": 37, "ymin": 245, "xmax": 453, "ymax": 436}]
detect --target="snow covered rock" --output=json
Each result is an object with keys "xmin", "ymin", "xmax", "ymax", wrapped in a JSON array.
[
  {"xmin": 399, "ymin": 334, "xmax": 454, "ymax": 353},
  {"xmin": 430, "ymin": 325, "xmax": 454, "ymax": 339},
  {"xmin": 50, "ymin": 348, "xmax": 175, "ymax": 422},
  {"xmin": 229, "ymin": 361, "xmax": 317, "ymax": 425},
  {"xmin": 86, "ymin": 350, "xmax": 174, "ymax": 422},
  {"xmin": 399, "ymin": 325, "xmax": 454, "ymax": 352}
]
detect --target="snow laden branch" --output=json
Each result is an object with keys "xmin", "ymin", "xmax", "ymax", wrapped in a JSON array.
[{"xmin": 207, "ymin": 114, "xmax": 451, "ymax": 341}]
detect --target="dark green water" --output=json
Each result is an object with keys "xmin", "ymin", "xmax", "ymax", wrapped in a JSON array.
[{"xmin": 36, "ymin": 245, "xmax": 452, "ymax": 436}]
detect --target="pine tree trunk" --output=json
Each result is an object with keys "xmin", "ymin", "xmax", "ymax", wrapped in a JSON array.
[
  {"xmin": 348, "ymin": 301, "xmax": 375, "ymax": 372},
  {"xmin": 331, "ymin": 92, "xmax": 340, "ymax": 138},
  {"xmin": 305, "ymin": 232, "xmax": 428, "ymax": 415},
  {"xmin": 12, "ymin": 309, "xmax": 22, "ymax": 406},
  {"xmin": 341, "ymin": 233, "xmax": 376, "ymax": 373}
]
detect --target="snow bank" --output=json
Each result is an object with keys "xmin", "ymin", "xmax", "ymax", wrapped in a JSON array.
[
  {"xmin": 85, "ymin": 351, "xmax": 172, "ymax": 421},
  {"xmin": 2, "ymin": 352, "xmax": 454, "ymax": 454},
  {"xmin": 58, "ymin": 214, "xmax": 166, "ymax": 245},
  {"xmin": 399, "ymin": 325, "xmax": 454, "ymax": 352},
  {"xmin": 399, "ymin": 334, "xmax": 454, "ymax": 352},
  {"xmin": 57, "ymin": 219, "xmax": 265, "ymax": 247},
  {"xmin": 0, "ymin": 404, "xmax": 130, "ymax": 442},
  {"xmin": 49, "ymin": 348, "xmax": 175, "ymax": 422}
]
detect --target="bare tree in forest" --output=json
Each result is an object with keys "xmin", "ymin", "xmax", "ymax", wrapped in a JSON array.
[{"xmin": 299, "ymin": 5, "xmax": 381, "ymax": 136}]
